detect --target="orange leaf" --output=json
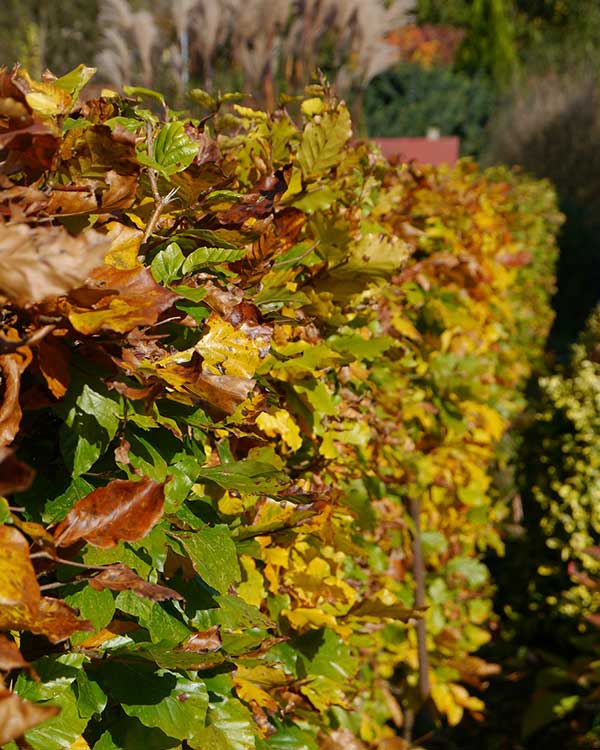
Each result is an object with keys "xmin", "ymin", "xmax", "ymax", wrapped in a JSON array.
[{"xmin": 53, "ymin": 477, "xmax": 165, "ymax": 549}]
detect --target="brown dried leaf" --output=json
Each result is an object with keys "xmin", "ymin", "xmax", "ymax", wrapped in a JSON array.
[
  {"xmin": 88, "ymin": 563, "xmax": 183, "ymax": 601},
  {"xmin": 0, "ymin": 634, "xmax": 29, "ymax": 672},
  {"xmin": 34, "ymin": 597, "xmax": 93, "ymax": 643},
  {"xmin": 53, "ymin": 477, "xmax": 165, "ymax": 549},
  {"xmin": 182, "ymin": 625, "xmax": 222, "ymax": 653},
  {"xmin": 0, "ymin": 350, "xmax": 29, "ymax": 447},
  {"xmin": 0, "ymin": 689, "xmax": 60, "ymax": 745},
  {"xmin": 37, "ymin": 336, "xmax": 70, "ymax": 398},
  {"xmin": 0, "ymin": 447, "xmax": 34, "ymax": 495},
  {"xmin": 67, "ymin": 266, "xmax": 179, "ymax": 334},
  {"xmin": 0, "ymin": 223, "xmax": 112, "ymax": 305}
]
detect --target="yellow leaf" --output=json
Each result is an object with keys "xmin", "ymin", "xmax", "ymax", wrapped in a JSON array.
[
  {"xmin": 103, "ymin": 223, "xmax": 143, "ymax": 270},
  {"xmin": 256, "ymin": 409, "xmax": 302, "ymax": 451},
  {"xmin": 69, "ymin": 737, "xmax": 91, "ymax": 750},
  {"xmin": 195, "ymin": 314, "xmax": 271, "ymax": 379}
]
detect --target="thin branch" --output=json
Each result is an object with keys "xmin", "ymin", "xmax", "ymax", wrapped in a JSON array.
[
  {"xmin": 30, "ymin": 551, "xmax": 111, "ymax": 572},
  {"xmin": 410, "ymin": 493, "xmax": 430, "ymax": 701},
  {"xmin": 141, "ymin": 122, "xmax": 179, "ymax": 246}
]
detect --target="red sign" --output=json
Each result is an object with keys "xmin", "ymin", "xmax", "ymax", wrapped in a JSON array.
[{"xmin": 371, "ymin": 137, "xmax": 460, "ymax": 166}]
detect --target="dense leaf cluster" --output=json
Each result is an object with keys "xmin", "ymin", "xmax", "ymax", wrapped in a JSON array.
[{"xmin": 0, "ymin": 66, "xmax": 560, "ymax": 749}]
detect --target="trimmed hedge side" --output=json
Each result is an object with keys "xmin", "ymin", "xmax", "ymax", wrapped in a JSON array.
[{"xmin": 0, "ymin": 67, "xmax": 560, "ymax": 749}]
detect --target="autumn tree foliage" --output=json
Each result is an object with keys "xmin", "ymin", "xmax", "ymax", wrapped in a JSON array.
[{"xmin": 0, "ymin": 66, "xmax": 560, "ymax": 749}]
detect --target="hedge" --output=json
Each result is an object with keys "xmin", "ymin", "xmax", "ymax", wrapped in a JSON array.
[{"xmin": 0, "ymin": 66, "xmax": 561, "ymax": 749}]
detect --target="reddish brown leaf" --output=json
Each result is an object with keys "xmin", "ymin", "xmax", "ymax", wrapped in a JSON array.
[
  {"xmin": 0, "ymin": 350, "xmax": 29, "ymax": 447},
  {"xmin": 0, "ymin": 448, "xmax": 34, "ymax": 495},
  {"xmin": 88, "ymin": 563, "xmax": 183, "ymax": 601},
  {"xmin": 37, "ymin": 336, "xmax": 70, "ymax": 399},
  {"xmin": 53, "ymin": 477, "xmax": 165, "ymax": 549},
  {"xmin": 0, "ymin": 634, "xmax": 29, "ymax": 672},
  {"xmin": 182, "ymin": 626, "xmax": 222, "ymax": 653},
  {"xmin": 0, "ymin": 689, "xmax": 60, "ymax": 745},
  {"xmin": 34, "ymin": 597, "xmax": 93, "ymax": 643},
  {"xmin": 0, "ymin": 223, "xmax": 112, "ymax": 305},
  {"xmin": 67, "ymin": 266, "xmax": 179, "ymax": 335}
]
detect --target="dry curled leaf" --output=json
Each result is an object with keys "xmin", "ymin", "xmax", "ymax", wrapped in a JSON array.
[
  {"xmin": 88, "ymin": 563, "xmax": 184, "ymax": 601},
  {"xmin": 182, "ymin": 625, "xmax": 222, "ymax": 653},
  {"xmin": 0, "ymin": 447, "xmax": 34, "ymax": 495},
  {"xmin": 67, "ymin": 266, "xmax": 179, "ymax": 334},
  {"xmin": 53, "ymin": 477, "xmax": 165, "ymax": 549},
  {"xmin": 0, "ymin": 689, "xmax": 60, "ymax": 745},
  {"xmin": 0, "ymin": 223, "xmax": 112, "ymax": 305},
  {"xmin": 0, "ymin": 634, "xmax": 30, "ymax": 672}
]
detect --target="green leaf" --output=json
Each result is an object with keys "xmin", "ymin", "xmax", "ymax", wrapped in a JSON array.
[
  {"xmin": 64, "ymin": 586, "xmax": 115, "ymax": 645},
  {"xmin": 181, "ymin": 246, "xmax": 247, "ymax": 273},
  {"xmin": 43, "ymin": 477, "xmax": 94, "ymax": 524},
  {"xmin": 190, "ymin": 88, "xmax": 216, "ymax": 110},
  {"xmin": 54, "ymin": 64, "xmax": 96, "ymax": 100},
  {"xmin": 447, "ymin": 557, "xmax": 489, "ymax": 588},
  {"xmin": 153, "ymin": 121, "xmax": 198, "ymax": 176},
  {"xmin": 266, "ymin": 726, "xmax": 318, "ymax": 750},
  {"xmin": 23, "ymin": 685, "xmax": 87, "ymax": 750},
  {"xmin": 115, "ymin": 590, "xmax": 191, "ymax": 645},
  {"xmin": 124, "ymin": 85, "xmax": 166, "ymax": 107},
  {"xmin": 174, "ymin": 525, "xmax": 241, "ymax": 594},
  {"xmin": 75, "ymin": 669, "xmax": 107, "ymax": 719},
  {"xmin": 195, "ymin": 460, "xmax": 287, "ymax": 494},
  {"xmin": 193, "ymin": 694, "xmax": 256, "ymax": 750},
  {"xmin": 173, "ymin": 285, "xmax": 208, "ymax": 302},
  {"xmin": 124, "ymin": 671, "xmax": 208, "ymax": 742},
  {"xmin": 297, "ymin": 107, "xmax": 352, "ymax": 178},
  {"xmin": 151, "ymin": 242, "xmax": 185, "ymax": 285}
]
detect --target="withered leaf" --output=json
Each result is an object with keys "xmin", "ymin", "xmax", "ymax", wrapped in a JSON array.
[
  {"xmin": 37, "ymin": 336, "xmax": 70, "ymax": 398},
  {"xmin": 0, "ymin": 347, "xmax": 31, "ymax": 447},
  {"xmin": 182, "ymin": 625, "xmax": 222, "ymax": 653},
  {"xmin": 34, "ymin": 597, "xmax": 93, "ymax": 643},
  {"xmin": 45, "ymin": 171, "xmax": 138, "ymax": 216},
  {"xmin": 53, "ymin": 477, "xmax": 165, "ymax": 549},
  {"xmin": 88, "ymin": 563, "xmax": 183, "ymax": 601},
  {"xmin": 0, "ymin": 634, "xmax": 30, "ymax": 672},
  {"xmin": 0, "ymin": 689, "xmax": 60, "ymax": 746},
  {"xmin": 0, "ymin": 447, "xmax": 33, "ymax": 495},
  {"xmin": 0, "ymin": 223, "xmax": 112, "ymax": 305},
  {"xmin": 0, "ymin": 526, "xmax": 90, "ymax": 642},
  {"xmin": 67, "ymin": 266, "xmax": 179, "ymax": 335},
  {"xmin": 0, "ymin": 525, "xmax": 40, "ymax": 627}
]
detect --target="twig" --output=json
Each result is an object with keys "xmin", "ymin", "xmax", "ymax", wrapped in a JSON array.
[
  {"xmin": 141, "ymin": 122, "xmax": 179, "ymax": 246},
  {"xmin": 30, "ymin": 551, "xmax": 110, "ymax": 572},
  {"xmin": 410, "ymin": 493, "xmax": 431, "ymax": 701},
  {"xmin": 39, "ymin": 581, "xmax": 74, "ymax": 592}
]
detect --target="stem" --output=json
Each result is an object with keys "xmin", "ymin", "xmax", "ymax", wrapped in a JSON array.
[
  {"xmin": 410, "ymin": 494, "xmax": 431, "ymax": 701},
  {"xmin": 31, "ymin": 551, "xmax": 110, "ymax": 572},
  {"xmin": 141, "ymin": 122, "xmax": 179, "ymax": 246}
]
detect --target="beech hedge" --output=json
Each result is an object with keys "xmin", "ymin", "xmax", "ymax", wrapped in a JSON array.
[{"xmin": 0, "ymin": 66, "xmax": 561, "ymax": 749}]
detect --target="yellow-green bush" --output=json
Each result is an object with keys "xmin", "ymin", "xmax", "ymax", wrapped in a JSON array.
[{"xmin": 0, "ymin": 67, "xmax": 560, "ymax": 749}]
